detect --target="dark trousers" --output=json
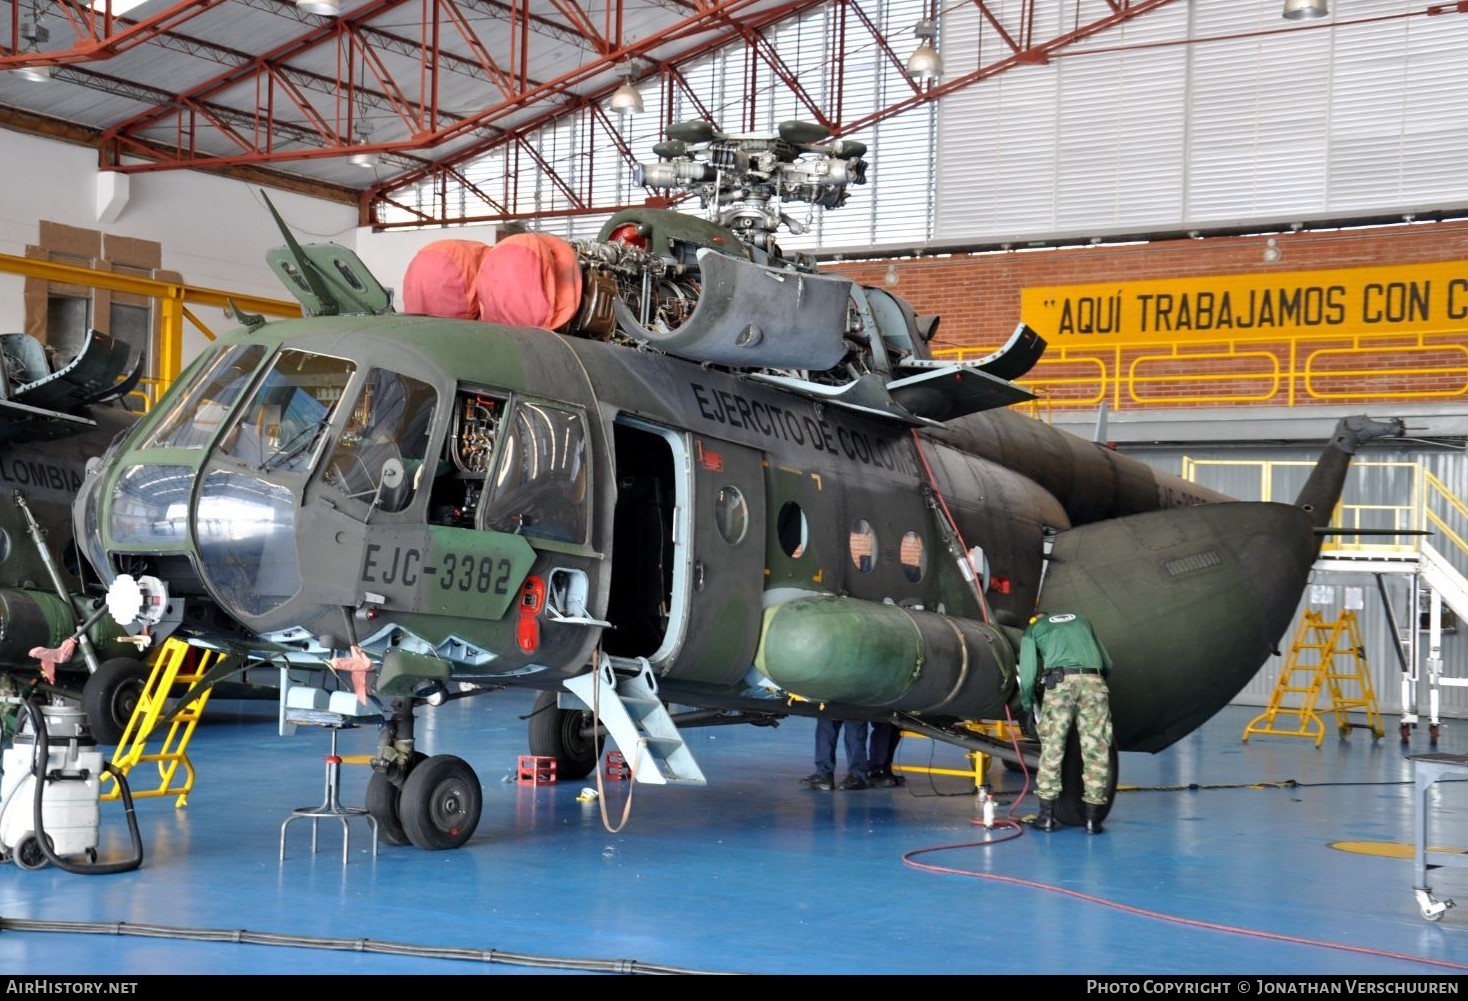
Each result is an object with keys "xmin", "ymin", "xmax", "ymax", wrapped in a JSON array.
[
  {"xmin": 868, "ymin": 721, "xmax": 902, "ymax": 773},
  {"xmin": 814, "ymin": 718, "xmax": 869, "ymax": 779}
]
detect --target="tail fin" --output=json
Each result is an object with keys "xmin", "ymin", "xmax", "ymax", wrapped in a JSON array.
[{"xmin": 1294, "ymin": 415, "xmax": 1405, "ymax": 535}]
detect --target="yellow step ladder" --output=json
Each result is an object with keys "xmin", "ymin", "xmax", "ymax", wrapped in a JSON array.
[
  {"xmin": 1242, "ymin": 609, "xmax": 1385, "ymax": 747},
  {"xmin": 101, "ymin": 639, "xmax": 221, "ymax": 807}
]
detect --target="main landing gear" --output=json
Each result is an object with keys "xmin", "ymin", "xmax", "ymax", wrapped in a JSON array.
[{"xmin": 527, "ymin": 689, "xmax": 600, "ymax": 781}]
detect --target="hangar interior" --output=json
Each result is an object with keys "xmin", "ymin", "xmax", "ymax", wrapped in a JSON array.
[{"xmin": 0, "ymin": 0, "xmax": 1467, "ymax": 977}]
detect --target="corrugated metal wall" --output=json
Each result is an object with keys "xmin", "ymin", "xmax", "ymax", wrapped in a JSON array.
[
  {"xmin": 1126, "ymin": 438, "xmax": 1468, "ymax": 723},
  {"xmin": 933, "ymin": 1, "xmax": 1468, "ymax": 245}
]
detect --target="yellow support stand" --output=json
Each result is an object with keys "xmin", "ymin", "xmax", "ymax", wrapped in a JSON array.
[
  {"xmin": 1242, "ymin": 609, "xmax": 1385, "ymax": 747},
  {"xmin": 892, "ymin": 720, "xmax": 1023, "ymax": 789},
  {"xmin": 101, "ymin": 639, "xmax": 221, "ymax": 807}
]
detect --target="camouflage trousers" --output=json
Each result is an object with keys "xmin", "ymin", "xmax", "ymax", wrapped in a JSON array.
[{"xmin": 1034, "ymin": 674, "xmax": 1113, "ymax": 804}]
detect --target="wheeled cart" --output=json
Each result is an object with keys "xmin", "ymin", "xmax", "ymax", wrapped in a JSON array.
[{"xmin": 1409, "ymin": 752, "xmax": 1468, "ymax": 921}]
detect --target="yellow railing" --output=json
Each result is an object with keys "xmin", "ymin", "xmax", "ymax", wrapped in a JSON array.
[
  {"xmin": 1424, "ymin": 469, "xmax": 1468, "ymax": 563},
  {"xmin": 934, "ymin": 329, "xmax": 1468, "ymax": 412},
  {"xmin": 1180, "ymin": 459, "xmax": 1468, "ymax": 572},
  {"xmin": 0, "ymin": 252, "xmax": 300, "ymax": 409}
]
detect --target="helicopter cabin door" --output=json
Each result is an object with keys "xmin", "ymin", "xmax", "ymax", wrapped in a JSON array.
[{"xmin": 606, "ymin": 419, "xmax": 766, "ymax": 686}]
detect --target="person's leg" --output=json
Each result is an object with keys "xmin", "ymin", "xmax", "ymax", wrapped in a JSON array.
[
  {"xmin": 800, "ymin": 718, "xmax": 839, "ymax": 789},
  {"xmin": 1034, "ymin": 681, "xmax": 1081, "ymax": 829},
  {"xmin": 867, "ymin": 722, "xmax": 905, "ymax": 786},
  {"xmin": 839, "ymin": 720, "xmax": 870, "ymax": 789},
  {"xmin": 814, "ymin": 718, "xmax": 838, "ymax": 775},
  {"xmin": 1075, "ymin": 678, "xmax": 1114, "ymax": 805},
  {"xmin": 869, "ymin": 722, "xmax": 895, "ymax": 771}
]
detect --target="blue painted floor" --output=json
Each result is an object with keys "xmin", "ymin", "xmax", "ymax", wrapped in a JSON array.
[{"xmin": 1, "ymin": 689, "xmax": 1466, "ymax": 976}]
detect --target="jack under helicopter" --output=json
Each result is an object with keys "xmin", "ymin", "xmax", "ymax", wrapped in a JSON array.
[{"xmin": 71, "ymin": 119, "xmax": 1403, "ymax": 849}]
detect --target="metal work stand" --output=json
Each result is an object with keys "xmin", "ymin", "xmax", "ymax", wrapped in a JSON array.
[
  {"xmin": 279, "ymin": 722, "xmax": 379, "ymax": 864},
  {"xmin": 1409, "ymin": 751, "xmax": 1468, "ymax": 921}
]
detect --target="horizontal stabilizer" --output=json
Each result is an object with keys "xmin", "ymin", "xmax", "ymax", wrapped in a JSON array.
[{"xmin": 1314, "ymin": 527, "xmax": 1431, "ymax": 536}]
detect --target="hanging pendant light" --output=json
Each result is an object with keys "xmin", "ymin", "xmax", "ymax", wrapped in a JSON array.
[
  {"xmin": 608, "ymin": 65, "xmax": 644, "ymax": 116},
  {"xmin": 13, "ymin": 5, "xmax": 50, "ymax": 82},
  {"xmin": 906, "ymin": 19, "xmax": 942, "ymax": 82},
  {"xmin": 348, "ymin": 111, "xmax": 376, "ymax": 168},
  {"xmin": 296, "ymin": 0, "xmax": 341, "ymax": 16},
  {"xmin": 14, "ymin": 53, "xmax": 50, "ymax": 83},
  {"xmin": 1282, "ymin": 0, "xmax": 1328, "ymax": 20}
]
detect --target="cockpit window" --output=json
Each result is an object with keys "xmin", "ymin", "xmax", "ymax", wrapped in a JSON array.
[
  {"xmin": 484, "ymin": 402, "xmax": 588, "ymax": 544},
  {"xmin": 217, "ymin": 350, "xmax": 355, "ymax": 473},
  {"xmin": 144, "ymin": 344, "xmax": 267, "ymax": 449},
  {"xmin": 321, "ymin": 368, "xmax": 438, "ymax": 513}
]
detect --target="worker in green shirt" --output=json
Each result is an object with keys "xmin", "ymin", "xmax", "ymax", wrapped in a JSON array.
[{"xmin": 1019, "ymin": 610, "xmax": 1115, "ymax": 834}]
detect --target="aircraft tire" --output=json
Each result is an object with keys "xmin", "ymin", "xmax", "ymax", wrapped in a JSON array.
[
  {"xmin": 1054, "ymin": 727, "xmax": 1119, "ymax": 828},
  {"xmin": 400, "ymin": 754, "xmax": 482, "ymax": 851},
  {"xmin": 366, "ymin": 750, "xmax": 428, "ymax": 847},
  {"xmin": 527, "ymin": 689, "xmax": 598, "ymax": 781},
  {"xmin": 82, "ymin": 657, "xmax": 151, "ymax": 744}
]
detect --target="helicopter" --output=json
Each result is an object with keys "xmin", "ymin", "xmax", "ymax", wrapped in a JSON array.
[
  {"xmin": 0, "ymin": 326, "xmax": 157, "ymax": 742},
  {"xmin": 70, "ymin": 120, "xmax": 1402, "ymax": 848}
]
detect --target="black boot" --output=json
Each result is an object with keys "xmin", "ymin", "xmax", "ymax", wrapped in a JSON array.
[
  {"xmin": 1034, "ymin": 798, "xmax": 1059, "ymax": 832},
  {"xmin": 1084, "ymin": 803, "xmax": 1105, "ymax": 835}
]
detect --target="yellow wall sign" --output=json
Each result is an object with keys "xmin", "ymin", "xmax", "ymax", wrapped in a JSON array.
[{"xmin": 1022, "ymin": 261, "xmax": 1468, "ymax": 343}]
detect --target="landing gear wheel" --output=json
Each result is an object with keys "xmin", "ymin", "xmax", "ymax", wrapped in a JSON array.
[
  {"xmin": 82, "ymin": 657, "xmax": 151, "ymax": 744},
  {"xmin": 1431, "ymin": 723, "xmax": 1441, "ymax": 744},
  {"xmin": 1401, "ymin": 722, "xmax": 1412, "ymax": 742},
  {"xmin": 1054, "ymin": 728, "xmax": 1119, "ymax": 828},
  {"xmin": 528, "ymin": 689, "xmax": 598, "ymax": 781},
  {"xmin": 400, "ymin": 754, "xmax": 482, "ymax": 851},
  {"xmin": 366, "ymin": 750, "xmax": 428, "ymax": 847},
  {"xmin": 14, "ymin": 833, "xmax": 52, "ymax": 871}
]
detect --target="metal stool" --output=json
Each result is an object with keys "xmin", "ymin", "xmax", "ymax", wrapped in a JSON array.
[{"xmin": 279, "ymin": 715, "xmax": 379, "ymax": 863}]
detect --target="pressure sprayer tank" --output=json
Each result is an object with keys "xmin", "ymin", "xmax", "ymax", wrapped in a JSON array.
[{"xmin": 0, "ymin": 704, "xmax": 103, "ymax": 868}]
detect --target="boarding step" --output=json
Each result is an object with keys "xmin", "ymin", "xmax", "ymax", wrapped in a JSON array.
[{"xmin": 561, "ymin": 655, "xmax": 706, "ymax": 786}]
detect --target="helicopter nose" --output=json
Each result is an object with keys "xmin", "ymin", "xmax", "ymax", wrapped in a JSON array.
[{"xmin": 1041, "ymin": 501, "xmax": 1317, "ymax": 753}]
